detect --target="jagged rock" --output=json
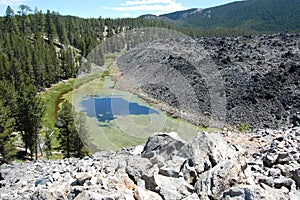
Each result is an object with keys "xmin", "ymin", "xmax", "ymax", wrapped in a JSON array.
[
  {"xmin": 263, "ymin": 154, "xmax": 278, "ymax": 167},
  {"xmin": 156, "ymin": 175, "xmax": 194, "ymax": 200},
  {"xmin": 268, "ymin": 168, "xmax": 282, "ymax": 178},
  {"xmin": 141, "ymin": 164, "xmax": 160, "ymax": 191},
  {"xmin": 125, "ymin": 156, "xmax": 152, "ymax": 185},
  {"xmin": 0, "ymin": 172, "xmax": 4, "ymax": 181},
  {"xmin": 182, "ymin": 193, "xmax": 200, "ymax": 200},
  {"xmin": 274, "ymin": 177, "xmax": 295, "ymax": 191},
  {"xmin": 276, "ymin": 152, "xmax": 292, "ymax": 164},
  {"xmin": 290, "ymin": 168, "xmax": 300, "ymax": 189},
  {"xmin": 221, "ymin": 185, "xmax": 289, "ymax": 200},
  {"xmin": 67, "ymin": 186, "xmax": 83, "ymax": 199},
  {"xmin": 35, "ymin": 175, "xmax": 53, "ymax": 186},
  {"xmin": 73, "ymin": 190, "xmax": 120, "ymax": 200},
  {"xmin": 180, "ymin": 158, "xmax": 198, "ymax": 185},
  {"xmin": 31, "ymin": 189, "xmax": 65, "ymax": 200},
  {"xmin": 134, "ymin": 186, "xmax": 163, "ymax": 200},
  {"xmin": 142, "ymin": 132, "xmax": 186, "ymax": 160},
  {"xmin": 74, "ymin": 172, "xmax": 92, "ymax": 185},
  {"xmin": 195, "ymin": 160, "xmax": 244, "ymax": 199},
  {"xmin": 178, "ymin": 132, "xmax": 240, "ymax": 175},
  {"xmin": 158, "ymin": 156, "xmax": 185, "ymax": 178}
]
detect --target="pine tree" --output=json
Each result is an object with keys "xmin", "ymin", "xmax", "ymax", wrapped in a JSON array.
[
  {"xmin": 17, "ymin": 5, "xmax": 32, "ymax": 34},
  {"xmin": 57, "ymin": 100, "xmax": 85, "ymax": 158},
  {"xmin": 44, "ymin": 129, "xmax": 52, "ymax": 159},
  {"xmin": 45, "ymin": 10, "xmax": 57, "ymax": 42},
  {"xmin": 5, "ymin": 6, "xmax": 14, "ymax": 18},
  {"xmin": 17, "ymin": 82, "xmax": 45, "ymax": 160},
  {"xmin": 0, "ymin": 100, "xmax": 16, "ymax": 164}
]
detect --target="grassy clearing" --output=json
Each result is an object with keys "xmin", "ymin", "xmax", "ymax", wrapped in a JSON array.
[
  {"xmin": 41, "ymin": 79, "xmax": 75, "ymax": 130},
  {"xmin": 41, "ymin": 72, "xmax": 104, "ymax": 130},
  {"xmin": 40, "ymin": 53, "xmax": 122, "ymax": 151},
  {"xmin": 41, "ymin": 73, "xmax": 104, "ymax": 150}
]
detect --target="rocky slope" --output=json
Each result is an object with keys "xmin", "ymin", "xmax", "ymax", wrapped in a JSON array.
[
  {"xmin": 0, "ymin": 127, "xmax": 299, "ymax": 199},
  {"xmin": 116, "ymin": 33, "xmax": 300, "ymax": 129}
]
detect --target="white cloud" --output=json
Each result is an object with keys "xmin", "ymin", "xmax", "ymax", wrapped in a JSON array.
[
  {"xmin": 122, "ymin": 0, "xmax": 174, "ymax": 6},
  {"xmin": 113, "ymin": 0, "xmax": 184, "ymax": 13},
  {"xmin": 0, "ymin": 0, "xmax": 27, "ymax": 5},
  {"xmin": 123, "ymin": 13, "xmax": 131, "ymax": 17}
]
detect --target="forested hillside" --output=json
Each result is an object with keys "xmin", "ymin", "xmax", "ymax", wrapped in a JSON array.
[
  {"xmin": 142, "ymin": 0, "xmax": 300, "ymax": 33},
  {"xmin": 0, "ymin": 5, "xmax": 172, "ymax": 163}
]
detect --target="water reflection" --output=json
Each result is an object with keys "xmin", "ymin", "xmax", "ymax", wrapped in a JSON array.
[{"xmin": 81, "ymin": 97, "xmax": 159, "ymax": 122}]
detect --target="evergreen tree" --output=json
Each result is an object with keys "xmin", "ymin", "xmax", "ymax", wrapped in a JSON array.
[
  {"xmin": 45, "ymin": 10, "xmax": 57, "ymax": 42},
  {"xmin": 0, "ymin": 100, "xmax": 16, "ymax": 164},
  {"xmin": 57, "ymin": 100, "xmax": 85, "ymax": 158},
  {"xmin": 17, "ymin": 82, "xmax": 45, "ymax": 160},
  {"xmin": 5, "ymin": 6, "xmax": 18, "ymax": 34},
  {"xmin": 5, "ymin": 6, "xmax": 14, "ymax": 18},
  {"xmin": 18, "ymin": 5, "xmax": 32, "ymax": 34},
  {"xmin": 44, "ymin": 129, "xmax": 52, "ymax": 159}
]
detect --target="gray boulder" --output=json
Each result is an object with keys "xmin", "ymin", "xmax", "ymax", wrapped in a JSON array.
[
  {"xmin": 178, "ymin": 132, "xmax": 241, "ymax": 175},
  {"xmin": 142, "ymin": 132, "xmax": 186, "ymax": 160},
  {"xmin": 195, "ymin": 160, "xmax": 245, "ymax": 199},
  {"xmin": 221, "ymin": 185, "xmax": 289, "ymax": 200}
]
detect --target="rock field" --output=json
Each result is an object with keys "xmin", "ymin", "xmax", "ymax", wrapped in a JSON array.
[
  {"xmin": 0, "ymin": 126, "xmax": 299, "ymax": 199},
  {"xmin": 117, "ymin": 33, "xmax": 300, "ymax": 129}
]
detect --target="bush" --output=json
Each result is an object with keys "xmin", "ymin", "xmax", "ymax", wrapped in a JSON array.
[{"xmin": 238, "ymin": 122, "xmax": 251, "ymax": 132}]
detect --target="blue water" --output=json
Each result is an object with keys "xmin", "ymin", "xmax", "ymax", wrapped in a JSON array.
[{"xmin": 81, "ymin": 96, "xmax": 159, "ymax": 122}]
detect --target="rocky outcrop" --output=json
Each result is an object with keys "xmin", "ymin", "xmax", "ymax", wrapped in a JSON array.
[
  {"xmin": 0, "ymin": 127, "xmax": 299, "ymax": 199},
  {"xmin": 116, "ymin": 33, "xmax": 300, "ymax": 129}
]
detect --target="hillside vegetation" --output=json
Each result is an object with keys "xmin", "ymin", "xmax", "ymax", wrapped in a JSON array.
[{"xmin": 142, "ymin": 0, "xmax": 300, "ymax": 33}]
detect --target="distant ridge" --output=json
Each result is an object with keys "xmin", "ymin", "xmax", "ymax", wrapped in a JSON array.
[
  {"xmin": 160, "ymin": 8, "xmax": 202, "ymax": 21},
  {"xmin": 140, "ymin": 0, "xmax": 300, "ymax": 32}
]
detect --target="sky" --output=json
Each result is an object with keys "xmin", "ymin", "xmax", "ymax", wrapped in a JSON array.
[{"xmin": 0, "ymin": 0, "xmax": 239, "ymax": 18}]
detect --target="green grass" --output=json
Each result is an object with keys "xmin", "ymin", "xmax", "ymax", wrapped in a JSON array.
[
  {"xmin": 40, "ymin": 73, "xmax": 104, "ymax": 150},
  {"xmin": 41, "ymin": 72, "xmax": 105, "ymax": 130},
  {"xmin": 41, "ymin": 79, "xmax": 75, "ymax": 130}
]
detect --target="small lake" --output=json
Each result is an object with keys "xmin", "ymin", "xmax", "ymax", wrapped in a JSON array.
[
  {"xmin": 72, "ymin": 76, "xmax": 200, "ymax": 151},
  {"xmin": 81, "ymin": 96, "xmax": 159, "ymax": 122}
]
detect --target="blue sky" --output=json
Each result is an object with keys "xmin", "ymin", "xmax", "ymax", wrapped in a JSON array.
[{"xmin": 0, "ymin": 0, "xmax": 238, "ymax": 18}]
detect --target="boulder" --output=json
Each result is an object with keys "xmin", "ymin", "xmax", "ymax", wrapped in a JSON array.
[
  {"xmin": 74, "ymin": 172, "xmax": 92, "ymax": 186},
  {"xmin": 142, "ymin": 132, "xmax": 186, "ymax": 160},
  {"xmin": 158, "ymin": 156, "xmax": 185, "ymax": 178},
  {"xmin": 195, "ymin": 160, "xmax": 244, "ymax": 199},
  {"xmin": 35, "ymin": 175, "xmax": 53, "ymax": 187},
  {"xmin": 31, "ymin": 189, "xmax": 65, "ymax": 200},
  {"xmin": 290, "ymin": 168, "xmax": 300, "ymax": 189},
  {"xmin": 134, "ymin": 186, "xmax": 163, "ymax": 200},
  {"xmin": 125, "ymin": 156, "xmax": 152, "ymax": 184},
  {"xmin": 178, "ymin": 132, "xmax": 240, "ymax": 175},
  {"xmin": 221, "ymin": 185, "xmax": 289, "ymax": 200},
  {"xmin": 73, "ymin": 190, "xmax": 121, "ymax": 200},
  {"xmin": 274, "ymin": 178, "xmax": 295, "ymax": 191},
  {"xmin": 156, "ymin": 175, "xmax": 194, "ymax": 200}
]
